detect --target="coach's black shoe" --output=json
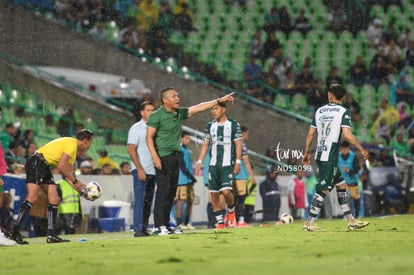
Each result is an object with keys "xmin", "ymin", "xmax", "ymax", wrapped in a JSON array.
[
  {"xmin": 134, "ymin": 230, "xmax": 150, "ymax": 237},
  {"xmin": 9, "ymin": 231, "xmax": 29, "ymax": 245},
  {"xmin": 168, "ymin": 226, "xmax": 183, "ymax": 234},
  {"xmin": 46, "ymin": 235, "xmax": 70, "ymax": 243}
]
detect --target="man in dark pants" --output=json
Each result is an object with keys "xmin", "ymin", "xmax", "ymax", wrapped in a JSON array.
[
  {"xmin": 127, "ymin": 101, "xmax": 156, "ymax": 237},
  {"xmin": 146, "ymin": 87, "xmax": 235, "ymax": 235}
]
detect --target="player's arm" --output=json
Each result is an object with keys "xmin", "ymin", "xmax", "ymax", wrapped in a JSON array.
[
  {"xmin": 342, "ymin": 127, "xmax": 368, "ymax": 160},
  {"xmin": 146, "ymin": 125, "xmax": 161, "ymax": 170},
  {"xmin": 57, "ymin": 153, "xmax": 84, "ymax": 193},
  {"xmin": 234, "ymin": 138, "xmax": 243, "ymax": 175},
  {"xmin": 243, "ymin": 154, "xmax": 257, "ymax": 185},
  {"xmin": 196, "ymin": 139, "xmax": 210, "ymax": 170},
  {"xmin": 188, "ymin": 92, "xmax": 235, "ymax": 118},
  {"xmin": 127, "ymin": 144, "xmax": 146, "ymax": 181},
  {"xmin": 302, "ymin": 127, "xmax": 316, "ymax": 165}
]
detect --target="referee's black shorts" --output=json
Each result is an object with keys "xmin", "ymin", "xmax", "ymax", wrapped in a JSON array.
[{"xmin": 25, "ymin": 153, "xmax": 55, "ymax": 185}]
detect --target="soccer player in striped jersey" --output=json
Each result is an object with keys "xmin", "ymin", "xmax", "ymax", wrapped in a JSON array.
[
  {"xmin": 197, "ymin": 102, "xmax": 242, "ymax": 229},
  {"xmin": 302, "ymin": 84, "xmax": 369, "ymax": 232}
]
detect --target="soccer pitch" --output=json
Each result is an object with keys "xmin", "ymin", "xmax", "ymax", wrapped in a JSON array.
[{"xmin": 1, "ymin": 215, "xmax": 413, "ymax": 275}]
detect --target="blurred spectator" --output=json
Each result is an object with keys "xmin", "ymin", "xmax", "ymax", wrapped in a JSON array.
[
  {"xmin": 325, "ymin": 66, "xmax": 343, "ymax": 90},
  {"xmin": 390, "ymin": 71, "xmax": 414, "ymax": 107},
  {"xmin": 0, "ymin": 122, "xmax": 20, "ymax": 151},
  {"xmin": 205, "ymin": 64, "xmax": 225, "ymax": 84},
  {"xmin": 157, "ymin": 0, "xmax": 174, "ymax": 38},
  {"xmin": 263, "ymin": 7, "xmax": 279, "ymax": 34},
  {"xmin": 263, "ymin": 32, "xmax": 282, "ymax": 61},
  {"xmin": 369, "ymin": 48, "xmax": 393, "ymax": 87},
  {"xmin": 391, "ymin": 132, "xmax": 411, "ymax": 159},
  {"xmin": 279, "ymin": 68, "xmax": 296, "ymax": 95},
  {"xmin": 343, "ymin": 92, "xmax": 361, "ymax": 124},
  {"xmin": 119, "ymin": 18, "xmax": 139, "ymax": 50},
  {"xmin": 398, "ymin": 27, "xmax": 412, "ymax": 49},
  {"xmin": 294, "ymin": 9, "xmax": 311, "ymax": 35},
  {"xmin": 150, "ymin": 27, "xmax": 170, "ymax": 60},
  {"xmin": 383, "ymin": 18, "xmax": 399, "ymax": 42},
  {"xmin": 248, "ymin": 28, "xmax": 264, "ymax": 60},
  {"xmin": 327, "ymin": 2, "xmax": 347, "ymax": 33},
  {"xmin": 243, "ymin": 55, "xmax": 263, "ymax": 98},
  {"xmin": 174, "ymin": 1, "xmax": 196, "ymax": 37},
  {"xmin": 264, "ymin": 48, "xmax": 285, "ymax": 77},
  {"xmin": 5, "ymin": 140, "xmax": 25, "ymax": 172},
  {"xmin": 378, "ymin": 149, "xmax": 395, "ymax": 167},
  {"xmin": 79, "ymin": 160, "xmax": 94, "ymax": 175},
  {"xmin": 383, "ymin": 37, "xmax": 403, "ymax": 70},
  {"xmin": 375, "ymin": 117, "xmax": 391, "ymax": 144},
  {"xmin": 261, "ymin": 75, "xmax": 279, "ymax": 104},
  {"xmin": 136, "ymin": 0, "xmax": 159, "ymax": 50},
  {"xmin": 295, "ymin": 64, "xmax": 314, "ymax": 94},
  {"xmin": 349, "ymin": 55, "xmax": 368, "ymax": 87},
  {"xmin": 120, "ymin": 161, "xmax": 131, "ymax": 175},
  {"xmin": 396, "ymin": 102, "xmax": 412, "ymax": 129},
  {"xmin": 19, "ymin": 129, "xmax": 35, "ymax": 153},
  {"xmin": 0, "ymin": 192, "xmax": 13, "ymax": 236},
  {"xmin": 405, "ymin": 39, "xmax": 414, "ymax": 67},
  {"xmin": 97, "ymin": 150, "xmax": 120, "ymax": 170},
  {"xmin": 370, "ymin": 98, "xmax": 400, "ymax": 139},
  {"xmin": 367, "ymin": 18, "xmax": 383, "ymax": 48},
  {"xmin": 278, "ymin": 6, "xmax": 292, "ymax": 37},
  {"xmin": 306, "ymin": 78, "xmax": 327, "ymax": 111},
  {"xmin": 100, "ymin": 163, "xmax": 113, "ymax": 175}
]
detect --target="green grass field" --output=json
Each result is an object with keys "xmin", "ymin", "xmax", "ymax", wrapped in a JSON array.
[{"xmin": 1, "ymin": 215, "xmax": 414, "ymax": 275}]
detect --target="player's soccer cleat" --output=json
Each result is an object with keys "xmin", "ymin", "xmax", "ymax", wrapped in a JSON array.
[
  {"xmin": 215, "ymin": 223, "xmax": 226, "ymax": 229},
  {"xmin": 9, "ymin": 231, "xmax": 29, "ymax": 245},
  {"xmin": 303, "ymin": 222, "xmax": 323, "ymax": 232},
  {"xmin": 348, "ymin": 219, "xmax": 370, "ymax": 231},
  {"xmin": 46, "ymin": 235, "xmax": 70, "ymax": 243},
  {"xmin": 237, "ymin": 221, "xmax": 249, "ymax": 228},
  {"xmin": 0, "ymin": 233, "xmax": 16, "ymax": 246},
  {"xmin": 227, "ymin": 212, "xmax": 236, "ymax": 228}
]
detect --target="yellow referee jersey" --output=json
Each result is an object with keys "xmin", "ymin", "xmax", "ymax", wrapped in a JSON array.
[{"xmin": 37, "ymin": 137, "xmax": 77, "ymax": 167}]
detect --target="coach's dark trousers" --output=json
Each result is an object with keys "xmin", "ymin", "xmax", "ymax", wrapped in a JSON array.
[{"xmin": 154, "ymin": 152, "xmax": 181, "ymax": 228}]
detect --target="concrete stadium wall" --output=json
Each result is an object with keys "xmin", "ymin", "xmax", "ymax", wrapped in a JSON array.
[{"xmin": 0, "ymin": 6, "xmax": 309, "ymax": 155}]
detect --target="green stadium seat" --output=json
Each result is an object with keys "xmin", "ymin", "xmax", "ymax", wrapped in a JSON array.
[{"xmin": 273, "ymin": 93, "xmax": 289, "ymax": 109}]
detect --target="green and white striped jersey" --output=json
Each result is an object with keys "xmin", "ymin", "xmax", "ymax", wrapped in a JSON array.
[
  {"xmin": 311, "ymin": 103, "xmax": 351, "ymax": 162},
  {"xmin": 204, "ymin": 118, "xmax": 242, "ymax": 167}
]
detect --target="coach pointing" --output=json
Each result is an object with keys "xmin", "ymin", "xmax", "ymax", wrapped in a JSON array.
[{"xmin": 146, "ymin": 87, "xmax": 235, "ymax": 235}]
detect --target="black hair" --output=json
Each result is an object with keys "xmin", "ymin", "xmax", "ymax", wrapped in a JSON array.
[
  {"xmin": 140, "ymin": 100, "xmax": 153, "ymax": 111},
  {"xmin": 328, "ymin": 84, "xmax": 346, "ymax": 100},
  {"xmin": 340, "ymin": 140, "xmax": 350, "ymax": 148},
  {"xmin": 241, "ymin": 126, "xmax": 248, "ymax": 132},
  {"xmin": 159, "ymin": 87, "xmax": 175, "ymax": 105},
  {"xmin": 181, "ymin": 130, "xmax": 191, "ymax": 137},
  {"xmin": 76, "ymin": 129, "xmax": 94, "ymax": 140}
]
